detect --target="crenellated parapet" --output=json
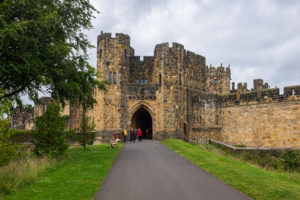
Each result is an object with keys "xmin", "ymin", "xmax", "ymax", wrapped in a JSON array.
[
  {"xmin": 221, "ymin": 82, "xmax": 300, "ymax": 106},
  {"xmin": 97, "ymin": 32, "xmax": 130, "ymax": 46},
  {"xmin": 205, "ymin": 64, "xmax": 231, "ymax": 95}
]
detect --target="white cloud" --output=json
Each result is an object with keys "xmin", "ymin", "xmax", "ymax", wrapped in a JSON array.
[{"xmin": 87, "ymin": 0, "xmax": 300, "ymax": 91}]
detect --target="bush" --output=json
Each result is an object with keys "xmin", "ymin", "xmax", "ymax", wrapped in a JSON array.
[
  {"xmin": 33, "ymin": 100, "xmax": 71, "ymax": 157},
  {"xmin": 0, "ymin": 94, "xmax": 25, "ymax": 166},
  {"xmin": 10, "ymin": 129, "xmax": 33, "ymax": 143},
  {"xmin": 281, "ymin": 151, "xmax": 300, "ymax": 171},
  {"xmin": 0, "ymin": 120, "xmax": 17, "ymax": 166}
]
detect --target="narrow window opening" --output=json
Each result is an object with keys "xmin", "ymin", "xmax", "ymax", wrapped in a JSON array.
[
  {"xmin": 144, "ymin": 79, "xmax": 148, "ymax": 83},
  {"xmin": 159, "ymin": 74, "xmax": 162, "ymax": 85},
  {"xmin": 113, "ymin": 72, "xmax": 117, "ymax": 84},
  {"xmin": 184, "ymin": 123, "xmax": 187, "ymax": 136},
  {"xmin": 136, "ymin": 79, "xmax": 139, "ymax": 84},
  {"xmin": 99, "ymin": 49, "xmax": 102, "ymax": 58},
  {"xmin": 215, "ymin": 115, "xmax": 219, "ymax": 125},
  {"xmin": 179, "ymin": 74, "xmax": 182, "ymax": 86},
  {"xmin": 214, "ymin": 79, "xmax": 218, "ymax": 85},
  {"xmin": 109, "ymin": 72, "xmax": 112, "ymax": 84},
  {"xmin": 124, "ymin": 49, "xmax": 127, "ymax": 57},
  {"xmin": 292, "ymin": 89, "xmax": 295, "ymax": 96}
]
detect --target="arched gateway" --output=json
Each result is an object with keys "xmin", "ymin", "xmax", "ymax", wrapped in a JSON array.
[{"xmin": 131, "ymin": 107, "xmax": 153, "ymax": 139}]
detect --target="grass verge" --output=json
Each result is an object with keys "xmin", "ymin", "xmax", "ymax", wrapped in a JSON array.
[
  {"xmin": 0, "ymin": 156, "xmax": 59, "ymax": 197},
  {"xmin": 162, "ymin": 139, "xmax": 300, "ymax": 200},
  {"xmin": 1, "ymin": 144, "xmax": 122, "ymax": 200}
]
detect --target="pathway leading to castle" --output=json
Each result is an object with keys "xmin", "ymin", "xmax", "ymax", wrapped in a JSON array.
[{"xmin": 94, "ymin": 140, "xmax": 250, "ymax": 200}]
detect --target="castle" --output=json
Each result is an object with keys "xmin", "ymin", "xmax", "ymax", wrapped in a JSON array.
[{"xmin": 12, "ymin": 32, "xmax": 300, "ymax": 148}]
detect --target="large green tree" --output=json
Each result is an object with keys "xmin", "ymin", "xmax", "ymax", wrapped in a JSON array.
[
  {"xmin": 0, "ymin": 0, "xmax": 104, "ymax": 105},
  {"xmin": 33, "ymin": 99, "xmax": 71, "ymax": 156}
]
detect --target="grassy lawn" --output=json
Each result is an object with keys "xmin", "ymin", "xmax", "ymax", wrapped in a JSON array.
[
  {"xmin": 2, "ymin": 144, "xmax": 122, "ymax": 200},
  {"xmin": 162, "ymin": 139, "xmax": 300, "ymax": 200}
]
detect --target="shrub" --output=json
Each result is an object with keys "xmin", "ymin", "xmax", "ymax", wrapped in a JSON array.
[
  {"xmin": 33, "ymin": 100, "xmax": 71, "ymax": 157},
  {"xmin": 0, "ymin": 92, "xmax": 24, "ymax": 166},
  {"xmin": 0, "ymin": 120, "xmax": 17, "ymax": 166},
  {"xmin": 281, "ymin": 151, "xmax": 300, "ymax": 171}
]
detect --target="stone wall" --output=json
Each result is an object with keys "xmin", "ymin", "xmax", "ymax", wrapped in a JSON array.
[
  {"xmin": 221, "ymin": 99, "xmax": 300, "ymax": 148},
  {"xmin": 205, "ymin": 65, "xmax": 231, "ymax": 95},
  {"xmin": 11, "ymin": 32, "xmax": 300, "ymax": 149}
]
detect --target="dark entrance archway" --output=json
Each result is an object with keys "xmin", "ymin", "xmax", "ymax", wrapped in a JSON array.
[{"xmin": 132, "ymin": 107, "xmax": 152, "ymax": 139}]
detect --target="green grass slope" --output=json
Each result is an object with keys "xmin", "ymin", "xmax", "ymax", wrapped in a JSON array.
[
  {"xmin": 162, "ymin": 139, "xmax": 300, "ymax": 200},
  {"xmin": 3, "ymin": 144, "xmax": 122, "ymax": 200}
]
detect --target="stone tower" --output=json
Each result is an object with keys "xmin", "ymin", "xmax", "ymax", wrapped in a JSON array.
[{"xmin": 93, "ymin": 33, "xmax": 134, "ymax": 136}]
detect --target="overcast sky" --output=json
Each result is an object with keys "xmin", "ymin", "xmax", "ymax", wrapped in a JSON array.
[{"xmin": 87, "ymin": 0, "xmax": 300, "ymax": 91}]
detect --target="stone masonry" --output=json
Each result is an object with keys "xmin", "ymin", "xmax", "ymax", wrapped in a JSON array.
[{"xmin": 11, "ymin": 32, "xmax": 300, "ymax": 148}]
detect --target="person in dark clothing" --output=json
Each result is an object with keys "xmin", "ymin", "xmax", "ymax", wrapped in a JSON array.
[
  {"xmin": 130, "ymin": 128, "xmax": 134, "ymax": 142},
  {"xmin": 134, "ymin": 128, "xmax": 138, "ymax": 142},
  {"xmin": 145, "ymin": 129, "xmax": 149, "ymax": 139}
]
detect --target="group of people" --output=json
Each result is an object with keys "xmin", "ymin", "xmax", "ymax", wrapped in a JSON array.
[{"xmin": 122, "ymin": 128, "xmax": 151, "ymax": 143}]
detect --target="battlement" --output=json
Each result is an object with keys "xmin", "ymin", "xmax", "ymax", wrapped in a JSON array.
[
  {"xmin": 206, "ymin": 64, "xmax": 231, "ymax": 76},
  {"xmin": 284, "ymin": 85, "xmax": 300, "ymax": 96},
  {"xmin": 130, "ymin": 56, "xmax": 155, "ymax": 62},
  {"xmin": 172, "ymin": 42, "xmax": 184, "ymax": 49},
  {"xmin": 222, "ymin": 84, "xmax": 300, "ymax": 106},
  {"xmin": 97, "ymin": 32, "xmax": 130, "ymax": 46},
  {"xmin": 253, "ymin": 79, "xmax": 269, "ymax": 90}
]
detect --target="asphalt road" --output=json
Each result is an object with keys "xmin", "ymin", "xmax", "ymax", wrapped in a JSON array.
[{"xmin": 94, "ymin": 140, "xmax": 250, "ymax": 200}]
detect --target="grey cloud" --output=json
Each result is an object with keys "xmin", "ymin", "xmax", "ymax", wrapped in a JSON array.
[{"xmin": 88, "ymin": 0, "xmax": 300, "ymax": 90}]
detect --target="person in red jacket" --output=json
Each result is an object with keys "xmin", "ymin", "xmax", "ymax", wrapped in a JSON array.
[{"xmin": 138, "ymin": 128, "xmax": 142, "ymax": 142}]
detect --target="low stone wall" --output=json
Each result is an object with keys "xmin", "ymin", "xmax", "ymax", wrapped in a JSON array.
[{"xmin": 209, "ymin": 139, "xmax": 300, "ymax": 156}]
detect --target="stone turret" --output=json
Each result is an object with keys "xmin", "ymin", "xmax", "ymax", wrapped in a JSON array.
[{"xmin": 205, "ymin": 64, "xmax": 231, "ymax": 95}]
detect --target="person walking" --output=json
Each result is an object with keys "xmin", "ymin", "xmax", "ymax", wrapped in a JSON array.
[
  {"xmin": 145, "ymin": 129, "xmax": 149, "ymax": 139},
  {"xmin": 123, "ymin": 128, "xmax": 127, "ymax": 143},
  {"xmin": 130, "ymin": 128, "xmax": 134, "ymax": 142},
  {"xmin": 134, "ymin": 129, "xmax": 138, "ymax": 142},
  {"xmin": 138, "ymin": 129, "xmax": 142, "ymax": 142}
]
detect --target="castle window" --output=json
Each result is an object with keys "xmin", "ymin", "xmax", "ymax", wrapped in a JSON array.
[
  {"xmin": 159, "ymin": 74, "xmax": 162, "ymax": 85},
  {"xmin": 136, "ymin": 79, "xmax": 139, "ymax": 84},
  {"xmin": 144, "ymin": 79, "xmax": 148, "ymax": 83},
  {"xmin": 113, "ymin": 72, "xmax": 117, "ymax": 84},
  {"xmin": 292, "ymin": 89, "xmax": 295, "ymax": 96},
  {"xmin": 106, "ymin": 62, "xmax": 110, "ymax": 66},
  {"xmin": 124, "ymin": 49, "xmax": 127, "ymax": 57},
  {"xmin": 215, "ymin": 115, "xmax": 219, "ymax": 125},
  {"xmin": 99, "ymin": 49, "xmax": 102, "ymax": 58},
  {"xmin": 109, "ymin": 72, "xmax": 112, "ymax": 84},
  {"xmin": 184, "ymin": 123, "xmax": 187, "ymax": 136},
  {"xmin": 214, "ymin": 79, "xmax": 218, "ymax": 85},
  {"xmin": 179, "ymin": 74, "xmax": 182, "ymax": 86}
]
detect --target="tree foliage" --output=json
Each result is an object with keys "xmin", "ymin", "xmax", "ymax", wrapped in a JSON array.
[
  {"xmin": 33, "ymin": 100, "xmax": 71, "ymax": 157},
  {"xmin": 0, "ymin": 90, "xmax": 19, "ymax": 166},
  {"xmin": 74, "ymin": 108, "xmax": 96, "ymax": 150},
  {"xmin": 0, "ymin": 0, "xmax": 104, "ymax": 106}
]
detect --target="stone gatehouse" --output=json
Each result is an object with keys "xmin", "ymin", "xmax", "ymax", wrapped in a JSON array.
[{"xmin": 12, "ymin": 32, "xmax": 300, "ymax": 148}]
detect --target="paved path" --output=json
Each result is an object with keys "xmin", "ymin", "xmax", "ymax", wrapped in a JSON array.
[{"xmin": 94, "ymin": 140, "xmax": 250, "ymax": 200}]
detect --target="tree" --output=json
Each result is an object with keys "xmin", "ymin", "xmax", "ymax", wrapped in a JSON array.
[
  {"xmin": 0, "ymin": 90, "xmax": 19, "ymax": 166},
  {"xmin": 74, "ymin": 109, "xmax": 95, "ymax": 150},
  {"xmin": 33, "ymin": 100, "xmax": 71, "ymax": 157},
  {"xmin": 74, "ymin": 62, "xmax": 105, "ymax": 150},
  {"xmin": 0, "ymin": 0, "xmax": 104, "ymax": 105}
]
